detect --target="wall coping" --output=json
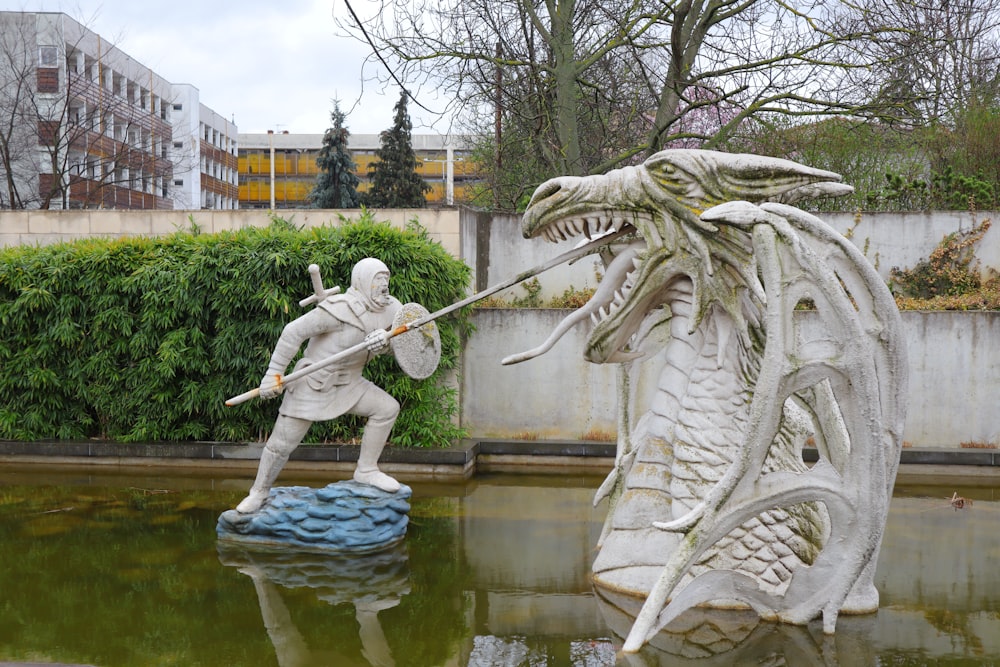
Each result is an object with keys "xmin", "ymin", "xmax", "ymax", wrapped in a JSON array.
[{"xmin": 1, "ymin": 439, "xmax": 996, "ymax": 473}]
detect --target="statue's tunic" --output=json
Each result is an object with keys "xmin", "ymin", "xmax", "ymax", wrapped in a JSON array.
[{"xmin": 266, "ymin": 292, "xmax": 401, "ymax": 422}]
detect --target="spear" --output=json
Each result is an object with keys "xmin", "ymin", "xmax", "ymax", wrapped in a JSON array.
[{"xmin": 225, "ymin": 226, "xmax": 632, "ymax": 406}]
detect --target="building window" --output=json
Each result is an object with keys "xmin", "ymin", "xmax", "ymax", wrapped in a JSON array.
[
  {"xmin": 173, "ymin": 103, "xmax": 183, "ymax": 111},
  {"xmin": 174, "ymin": 179, "xmax": 184, "ymax": 186},
  {"xmin": 38, "ymin": 46, "xmax": 58, "ymax": 67},
  {"xmin": 173, "ymin": 141, "xmax": 183, "ymax": 149}
]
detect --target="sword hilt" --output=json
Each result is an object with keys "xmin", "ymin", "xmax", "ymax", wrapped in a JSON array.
[{"xmin": 299, "ymin": 263, "xmax": 341, "ymax": 307}]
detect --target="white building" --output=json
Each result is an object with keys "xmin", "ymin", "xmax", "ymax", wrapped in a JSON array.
[
  {"xmin": 0, "ymin": 11, "xmax": 237, "ymax": 210},
  {"xmin": 170, "ymin": 85, "xmax": 238, "ymax": 210}
]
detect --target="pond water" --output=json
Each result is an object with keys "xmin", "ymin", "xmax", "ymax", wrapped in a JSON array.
[{"xmin": 0, "ymin": 466, "xmax": 997, "ymax": 666}]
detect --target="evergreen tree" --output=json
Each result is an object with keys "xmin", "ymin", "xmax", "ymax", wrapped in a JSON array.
[
  {"xmin": 364, "ymin": 90, "xmax": 430, "ymax": 208},
  {"xmin": 309, "ymin": 101, "xmax": 360, "ymax": 208}
]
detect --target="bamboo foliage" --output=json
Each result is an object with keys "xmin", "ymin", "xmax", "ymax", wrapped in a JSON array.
[{"xmin": 0, "ymin": 213, "xmax": 472, "ymax": 446}]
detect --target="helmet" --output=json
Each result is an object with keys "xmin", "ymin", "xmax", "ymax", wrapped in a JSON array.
[{"xmin": 349, "ymin": 258, "xmax": 391, "ymax": 312}]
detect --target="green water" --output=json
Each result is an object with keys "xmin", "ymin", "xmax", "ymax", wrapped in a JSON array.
[{"xmin": 0, "ymin": 467, "xmax": 997, "ymax": 666}]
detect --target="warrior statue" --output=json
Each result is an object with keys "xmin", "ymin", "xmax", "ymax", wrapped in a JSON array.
[{"xmin": 237, "ymin": 258, "xmax": 404, "ymax": 514}]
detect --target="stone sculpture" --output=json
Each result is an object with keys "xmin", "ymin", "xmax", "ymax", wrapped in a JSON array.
[
  {"xmin": 235, "ymin": 258, "xmax": 436, "ymax": 515},
  {"xmin": 220, "ymin": 258, "xmax": 437, "ymax": 553},
  {"xmin": 507, "ymin": 149, "xmax": 907, "ymax": 653}
]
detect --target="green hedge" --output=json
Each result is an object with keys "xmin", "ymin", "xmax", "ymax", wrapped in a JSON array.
[{"xmin": 0, "ymin": 213, "xmax": 472, "ymax": 447}]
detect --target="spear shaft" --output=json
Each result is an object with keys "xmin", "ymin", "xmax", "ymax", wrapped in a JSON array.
[{"xmin": 225, "ymin": 227, "xmax": 631, "ymax": 406}]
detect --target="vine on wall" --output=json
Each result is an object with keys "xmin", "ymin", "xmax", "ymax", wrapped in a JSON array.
[{"xmin": 890, "ymin": 216, "xmax": 997, "ymax": 310}]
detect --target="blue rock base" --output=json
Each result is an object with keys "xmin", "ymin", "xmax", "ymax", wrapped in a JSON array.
[{"xmin": 217, "ymin": 480, "xmax": 412, "ymax": 555}]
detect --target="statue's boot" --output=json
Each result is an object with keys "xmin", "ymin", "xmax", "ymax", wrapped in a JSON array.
[
  {"xmin": 236, "ymin": 445, "xmax": 289, "ymax": 513},
  {"xmin": 353, "ymin": 418, "xmax": 400, "ymax": 493},
  {"xmin": 236, "ymin": 416, "xmax": 309, "ymax": 513}
]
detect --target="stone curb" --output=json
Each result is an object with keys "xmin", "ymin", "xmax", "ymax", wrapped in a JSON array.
[
  {"xmin": 0, "ymin": 438, "xmax": 620, "ymax": 462},
  {"xmin": 801, "ymin": 447, "xmax": 1000, "ymax": 466},
  {"xmin": 0, "ymin": 439, "xmax": 996, "ymax": 469}
]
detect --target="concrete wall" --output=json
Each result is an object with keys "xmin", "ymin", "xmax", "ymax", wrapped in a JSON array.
[
  {"xmin": 4, "ymin": 207, "xmax": 999, "ymax": 448},
  {"xmin": 462, "ymin": 308, "xmax": 1000, "ymax": 449},
  {"xmin": 461, "ymin": 209, "xmax": 607, "ymax": 301},
  {"xmin": 461, "ymin": 309, "xmax": 621, "ymax": 441},
  {"xmin": 0, "ymin": 208, "xmax": 462, "ymax": 258},
  {"xmin": 8, "ymin": 208, "xmax": 998, "ymax": 291},
  {"xmin": 824, "ymin": 210, "xmax": 1000, "ymax": 280},
  {"xmin": 466, "ymin": 210, "xmax": 1000, "ymax": 299}
]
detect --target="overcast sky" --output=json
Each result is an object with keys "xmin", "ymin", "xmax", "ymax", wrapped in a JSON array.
[{"xmin": 19, "ymin": 0, "xmax": 450, "ymax": 136}]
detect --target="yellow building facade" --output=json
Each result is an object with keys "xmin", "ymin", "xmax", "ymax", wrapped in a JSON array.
[{"xmin": 238, "ymin": 132, "xmax": 479, "ymax": 209}]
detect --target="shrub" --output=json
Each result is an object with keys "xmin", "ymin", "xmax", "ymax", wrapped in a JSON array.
[
  {"xmin": 0, "ymin": 212, "xmax": 471, "ymax": 447},
  {"xmin": 871, "ymin": 168, "xmax": 997, "ymax": 211},
  {"xmin": 474, "ymin": 280, "xmax": 596, "ymax": 309},
  {"xmin": 549, "ymin": 285, "xmax": 596, "ymax": 309},
  {"xmin": 889, "ymin": 218, "xmax": 991, "ymax": 301}
]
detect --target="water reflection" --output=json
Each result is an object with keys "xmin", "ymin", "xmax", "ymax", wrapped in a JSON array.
[
  {"xmin": 0, "ymin": 468, "xmax": 997, "ymax": 665},
  {"xmin": 409, "ymin": 477, "xmax": 1000, "ymax": 665},
  {"xmin": 595, "ymin": 487, "xmax": 1000, "ymax": 666},
  {"xmin": 218, "ymin": 543, "xmax": 410, "ymax": 667},
  {"xmin": 596, "ymin": 588, "xmax": 883, "ymax": 666}
]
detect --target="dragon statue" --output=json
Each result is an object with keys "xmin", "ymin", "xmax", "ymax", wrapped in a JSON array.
[{"xmin": 505, "ymin": 149, "xmax": 907, "ymax": 653}]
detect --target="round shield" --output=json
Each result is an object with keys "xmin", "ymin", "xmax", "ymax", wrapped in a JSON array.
[{"xmin": 390, "ymin": 303, "xmax": 441, "ymax": 379}]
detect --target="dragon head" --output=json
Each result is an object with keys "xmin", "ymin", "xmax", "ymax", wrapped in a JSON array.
[{"xmin": 519, "ymin": 149, "xmax": 852, "ymax": 364}]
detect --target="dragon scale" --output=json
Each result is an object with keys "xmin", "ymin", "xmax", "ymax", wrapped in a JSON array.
[{"xmin": 592, "ymin": 271, "xmax": 827, "ymax": 599}]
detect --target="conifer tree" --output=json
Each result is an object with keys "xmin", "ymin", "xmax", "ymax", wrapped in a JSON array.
[
  {"xmin": 364, "ymin": 90, "xmax": 429, "ymax": 208},
  {"xmin": 309, "ymin": 101, "xmax": 360, "ymax": 208}
]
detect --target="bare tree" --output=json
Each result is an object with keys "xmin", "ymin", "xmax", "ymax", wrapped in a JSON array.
[
  {"xmin": 0, "ymin": 13, "xmax": 41, "ymax": 208},
  {"xmin": 339, "ymin": 0, "xmax": 900, "ymax": 179},
  {"xmin": 837, "ymin": 0, "xmax": 1000, "ymax": 127},
  {"xmin": 0, "ymin": 12, "xmax": 176, "ymax": 210}
]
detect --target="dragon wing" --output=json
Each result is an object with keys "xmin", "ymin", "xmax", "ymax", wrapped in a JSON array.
[{"xmin": 622, "ymin": 201, "xmax": 907, "ymax": 651}]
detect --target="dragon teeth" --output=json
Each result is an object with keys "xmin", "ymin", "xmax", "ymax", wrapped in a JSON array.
[{"xmin": 541, "ymin": 209, "xmax": 643, "ymax": 243}]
